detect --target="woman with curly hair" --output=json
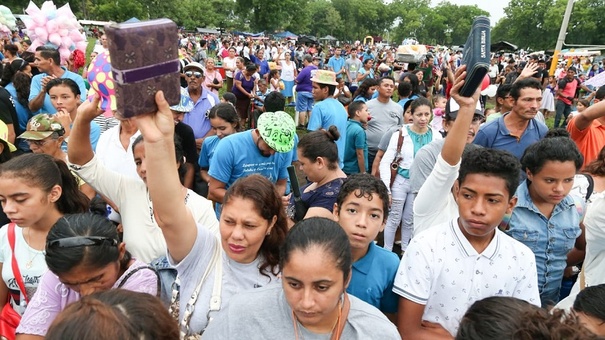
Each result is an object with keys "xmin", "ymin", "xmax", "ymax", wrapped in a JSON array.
[{"xmin": 352, "ymin": 78, "xmax": 379, "ymax": 103}]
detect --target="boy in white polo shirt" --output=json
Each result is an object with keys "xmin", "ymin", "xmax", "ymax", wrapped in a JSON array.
[{"xmin": 393, "ymin": 146, "xmax": 541, "ymax": 339}]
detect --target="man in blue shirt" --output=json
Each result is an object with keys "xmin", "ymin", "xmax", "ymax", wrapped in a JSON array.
[
  {"xmin": 181, "ymin": 62, "xmax": 219, "ymax": 151},
  {"xmin": 308, "ymin": 70, "xmax": 348, "ymax": 169},
  {"xmin": 207, "ymin": 111, "xmax": 296, "ymax": 205},
  {"xmin": 28, "ymin": 47, "xmax": 87, "ymax": 114},
  {"xmin": 327, "ymin": 48, "xmax": 346, "ymax": 80},
  {"xmin": 473, "ymin": 78, "xmax": 548, "ymax": 160}
]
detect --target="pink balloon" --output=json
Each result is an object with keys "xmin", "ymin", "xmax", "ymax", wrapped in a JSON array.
[
  {"xmin": 46, "ymin": 19, "xmax": 58, "ymax": 34},
  {"xmin": 34, "ymin": 27, "xmax": 48, "ymax": 42},
  {"xmin": 32, "ymin": 14, "xmax": 47, "ymax": 27},
  {"xmin": 26, "ymin": 2, "xmax": 41, "ymax": 16},
  {"xmin": 75, "ymin": 41, "xmax": 87, "ymax": 52},
  {"xmin": 29, "ymin": 40, "xmax": 42, "ymax": 51},
  {"xmin": 59, "ymin": 47, "xmax": 70, "ymax": 61},
  {"xmin": 69, "ymin": 30, "xmax": 83, "ymax": 42},
  {"xmin": 61, "ymin": 36, "xmax": 73, "ymax": 49},
  {"xmin": 56, "ymin": 4, "xmax": 74, "ymax": 18},
  {"xmin": 58, "ymin": 28, "xmax": 68, "ymax": 37},
  {"xmin": 481, "ymin": 74, "xmax": 490, "ymax": 91},
  {"xmin": 49, "ymin": 32, "xmax": 62, "ymax": 46}
]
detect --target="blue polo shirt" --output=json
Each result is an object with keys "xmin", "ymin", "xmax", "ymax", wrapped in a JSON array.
[
  {"xmin": 346, "ymin": 242, "xmax": 400, "ymax": 314},
  {"xmin": 29, "ymin": 67, "xmax": 88, "ymax": 114},
  {"xmin": 308, "ymin": 98, "xmax": 348, "ymax": 169},
  {"xmin": 182, "ymin": 88, "xmax": 219, "ymax": 139},
  {"xmin": 343, "ymin": 119, "xmax": 368, "ymax": 174},
  {"xmin": 473, "ymin": 112, "xmax": 548, "ymax": 160}
]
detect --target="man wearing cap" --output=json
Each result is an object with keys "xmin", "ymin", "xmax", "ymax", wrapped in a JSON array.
[
  {"xmin": 28, "ymin": 47, "xmax": 87, "ymax": 114},
  {"xmin": 308, "ymin": 70, "xmax": 348, "ymax": 169},
  {"xmin": 554, "ymin": 66, "xmax": 594, "ymax": 128},
  {"xmin": 207, "ymin": 111, "xmax": 296, "ymax": 206},
  {"xmin": 181, "ymin": 62, "xmax": 219, "ymax": 151}
]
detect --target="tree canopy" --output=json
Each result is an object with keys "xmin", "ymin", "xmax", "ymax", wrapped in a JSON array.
[{"xmin": 6, "ymin": 0, "xmax": 603, "ymax": 51}]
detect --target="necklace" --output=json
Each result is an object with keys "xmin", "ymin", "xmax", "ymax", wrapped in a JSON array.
[{"xmin": 24, "ymin": 228, "xmax": 43, "ymax": 269}]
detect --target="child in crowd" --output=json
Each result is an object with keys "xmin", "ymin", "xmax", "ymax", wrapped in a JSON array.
[
  {"xmin": 269, "ymin": 69, "xmax": 281, "ymax": 92},
  {"xmin": 343, "ymin": 101, "xmax": 370, "ymax": 175},
  {"xmin": 483, "ymin": 108, "xmax": 496, "ymax": 120},
  {"xmin": 504, "ymin": 135, "xmax": 585, "ymax": 307},
  {"xmin": 334, "ymin": 173, "xmax": 400, "ymax": 320},
  {"xmin": 221, "ymin": 92, "xmax": 237, "ymax": 106},
  {"xmin": 395, "ymin": 147, "xmax": 540, "ymax": 338},
  {"xmin": 431, "ymin": 94, "xmax": 447, "ymax": 133},
  {"xmin": 567, "ymin": 99, "xmax": 590, "ymax": 124}
]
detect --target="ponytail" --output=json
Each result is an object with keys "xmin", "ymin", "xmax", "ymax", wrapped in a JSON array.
[{"xmin": 53, "ymin": 159, "xmax": 90, "ymax": 214}]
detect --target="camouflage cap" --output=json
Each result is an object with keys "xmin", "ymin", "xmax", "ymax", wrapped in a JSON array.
[{"xmin": 18, "ymin": 114, "xmax": 65, "ymax": 140}]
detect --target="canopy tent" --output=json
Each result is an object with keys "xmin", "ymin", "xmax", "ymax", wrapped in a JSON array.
[
  {"xmin": 232, "ymin": 31, "xmax": 264, "ymax": 38},
  {"xmin": 491, "ymin": 41, "xmax": 518, "ymax": 52},
  {"xmin": 297, "ymin": 35, "xmax": 317, "ymax": 45},
  {"xmin": 320, "ymin": 35, "xmax": 337, "ymax": 41},
  {"xmin": 123, "ymin": 17, "xmax": 140, "ymax": 23},
  {"xmin": 274, "ymin": 31, "xmax": 298, "ymax": 39},
  {"xmin": 560, "ymin": 49, "xmax": 601, "ymax": 57},
  {"xmin": 196, "ymin": 27, "xmax": 220, "ymax": 35}
]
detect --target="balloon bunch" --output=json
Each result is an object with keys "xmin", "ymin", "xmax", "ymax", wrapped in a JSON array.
[
  {"xmin": 24, "ymin": 1, "xmax": 86, "ymax": 63},
  {"xmin": 0, "ymin": 6, "xmax": 17, "ymax": 38},
  {"xmin": 87, "ymin": 51, "xmax": 116, "ymax": 117}
]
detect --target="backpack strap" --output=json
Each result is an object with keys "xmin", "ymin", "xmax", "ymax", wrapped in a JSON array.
[{"xmin": 117, "ymin": 265, "xmax": 161, "ymax": 298}]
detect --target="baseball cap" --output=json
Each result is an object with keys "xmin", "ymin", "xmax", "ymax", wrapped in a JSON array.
[
  {"xmin": 0, "ymin": 121, "xmax": 16, "ymax": 152},
  {"xmin": 170, "ymin": 88, "xmax": 195, "ymax": 113},
  {"xmin": 18, "ymin": 114, "xmax": 65, "ymax": 140},
  {"xmin": 183, "ymin": 62, "xmax": 205, "ymax": 74},
  {"xmin": 257, "ymin": 111, "xmax": 296, "ymax": 153},
  {"xmin": 445, "ymin": 98, "xmax": 484, "ymax": 120}
]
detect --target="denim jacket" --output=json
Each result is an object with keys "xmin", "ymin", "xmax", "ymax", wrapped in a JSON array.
[{"xmin": 505, "ymin": 180, "xmax": 583, "ymax": 306}]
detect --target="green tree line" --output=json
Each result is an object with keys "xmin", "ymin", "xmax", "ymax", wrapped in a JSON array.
[{"xmin": 5, "ymin": 0, "xmax": 604, "ymax": 50}]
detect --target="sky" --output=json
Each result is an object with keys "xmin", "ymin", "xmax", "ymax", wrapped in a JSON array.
[{"xmin": 431, "ymin": 0, "xmax": 510, "ymax": 25}]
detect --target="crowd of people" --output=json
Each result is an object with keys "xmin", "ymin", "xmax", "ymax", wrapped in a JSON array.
[{"xmin": 0, "ymin": 28, "xmax": 604, "ymax": 339}]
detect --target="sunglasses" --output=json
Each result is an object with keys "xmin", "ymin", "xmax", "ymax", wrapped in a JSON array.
[
  {"xmin": 47, "ymin": 236, "xmax": 118, "ymax": 249},
  {"xmin": 185, "ymin": 71, "xmax": 203, "ymax": 78}
]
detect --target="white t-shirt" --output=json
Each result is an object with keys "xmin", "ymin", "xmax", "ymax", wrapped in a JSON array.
[
  {"xmin": 0, "ymin": 226, "xmax": 47, "ymax": 315},
  {"xmin": 170, "ymin": 224, "xmax": 280, "ymax": 335},
  {"xmin": 394, "ymin": 219, "xmax": 540, "ymax": 336},
  {"xmin": 280, "ymin": 61, "xmax": 296, "ymax": 81},
  {"xmin": 95, "ymin": 124, "xmax": 141, "ymax": 180},
  {"xmin": 72, "ymin": 156, "xmax": 219, "ymax": 263}
]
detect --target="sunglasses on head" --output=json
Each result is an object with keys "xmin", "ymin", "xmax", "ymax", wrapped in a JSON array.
[
  {"xmin": 185, "ymin": 71, "xmax": 203, "ymax": 78},
  {"xmin": 47, "ymin": 236, "xmax": 118, "ymax": 249}
]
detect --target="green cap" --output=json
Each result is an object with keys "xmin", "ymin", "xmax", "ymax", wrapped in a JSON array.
[
  {"xmin": 18, "ymin": 114, "xmax": 65, "ymax": 140},
  {"xmin": 257, "ymin": 111, "xmax": 296, "ymax": 153}
]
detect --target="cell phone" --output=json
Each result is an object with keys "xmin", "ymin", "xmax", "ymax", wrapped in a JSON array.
[
  {"xmin": 105, "ymin": 18, "xmax": 181, "ymax": 118},
  {"xmin": 459, "ymin": 16, "xmax": 491, "ymax": 97}
]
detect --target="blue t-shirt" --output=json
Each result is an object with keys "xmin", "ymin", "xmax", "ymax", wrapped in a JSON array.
[
  {"xmin": 343, "ymin": 119, "xmax": 368, "ymax": 174},
  {"xmin": 473, "ymin": 113, "xmax": 548, "ymax": 160},
  {"xmin": 62, "ymin": 121, "xmax": 101, "ymax": 152},
  {"xmin": 4, "ymin": 83, "xmax": 33, "ymax": 132},
  {"xmin": 347, "ymin": 242, "xmax": 400, "ymax": 314},
  {"xmin": 28, "ymin": 67, "xmax": 88, "ymax": 114},
  {"xmin": 308, "ymin": 98, "xmax": 348, "ymax": 169},
  {"xmin": 198, "ymin": 135, "xmax": 221, "ymax": 169},
  {"xmin": 327, "ymin": 56, "xmax": 345, "ymax": 78},
  {"xmin": 208, "ymin": 130, "xmax": 291, "ymax": 188}
]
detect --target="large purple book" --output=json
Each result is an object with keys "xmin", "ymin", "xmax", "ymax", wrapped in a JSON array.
[{"xmin": 105, "ymin": 18, "xmax": 181, "ymax": 118}]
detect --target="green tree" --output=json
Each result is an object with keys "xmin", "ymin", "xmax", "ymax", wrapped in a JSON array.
[
  {"xmin": 389, "ymin": 0, "xmax": 431, "ymax": 44},
  {"xmin": 304, "ymin": 0, "xmax": 343, "ymax": 38},
  {"xmin": 332, "ymin": 0, "xmax": 395, "ymax": 41},
  {"xmin": 235, "ymin": 0, "xmax": 308, "ymax": 32}
]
